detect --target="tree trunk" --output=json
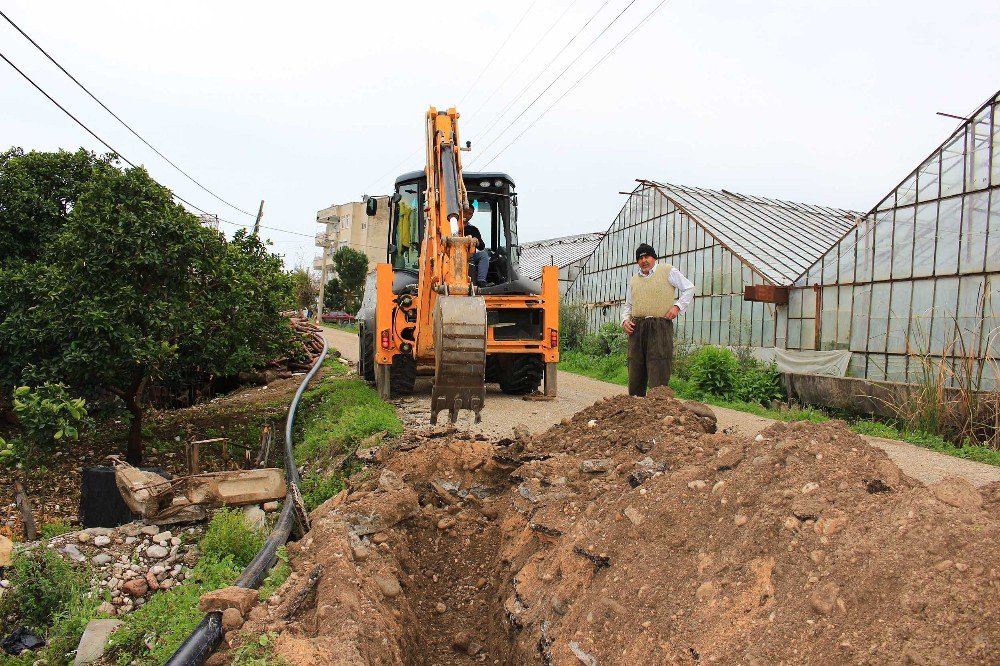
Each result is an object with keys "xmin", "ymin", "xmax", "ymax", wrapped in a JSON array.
[
  {"xmin": 14, "ymin": 480, "xmax": 37, "ymax": 541},
  {"xmin": 125, "ymin": 375, "xmax": 148, "ymax": 465}
]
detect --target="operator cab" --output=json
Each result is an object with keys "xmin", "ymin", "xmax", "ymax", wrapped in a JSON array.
[{"xmin": 381, "ymin": 170, "xmax": 539, "ymax": 295}]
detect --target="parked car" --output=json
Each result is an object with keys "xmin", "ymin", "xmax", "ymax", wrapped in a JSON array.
[{"xmin": 322, "ymin": 311, "xmax": 356, "ymax": 324}]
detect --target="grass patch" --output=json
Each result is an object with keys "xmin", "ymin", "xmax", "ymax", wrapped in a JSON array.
[
  {"xmin": 40, "ymin": 519, "xmax": 75, "ymax": 539},
  {"xmin": 258, "ymin": 547, "xmax": 291, "ymax": 602},
  {"xmin": 199, "ymin": 508, "xmax": 267, "ymax": 569},
  {"xmin": 300, "ymin": 471, "xmax": 346, "ymax": 511},
  {"xmin": 852, "ymin": 419, "xmax": 1000, "ymax": 466},
  {"xmin": 231, "ymin": 632, "xmax": 286, "ymax": 666},
  {"xmin": 321, "ymin": 321, "xmax": 359, "ymax": 333},
  {"xmin": 558, "ymin": 350, "xmax": 629, "ymax": 386}
]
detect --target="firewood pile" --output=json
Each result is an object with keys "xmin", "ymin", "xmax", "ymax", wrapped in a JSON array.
[{"xmin": 286, "ymin": 315, "xmax": 327, "ymax": 371}]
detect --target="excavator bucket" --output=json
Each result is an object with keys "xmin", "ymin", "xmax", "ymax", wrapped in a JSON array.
[{"xmin": 431, "ymin": 295, "xmax": 487, "ymax": 424}]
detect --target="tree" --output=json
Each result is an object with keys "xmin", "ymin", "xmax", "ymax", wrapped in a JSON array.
[
  {"xmin": 324, "ymin": 276, "xmax": 346, "ymax": 311},
  {"xmin": 332, "ymin": 247, "xmax": 369, "ymax": 313},
  {"xmin": 0, "ymin": 151, "xmax": 294, "ymax": 464},
  {"xmin": 290, "ymin": 267, "xmax": 317, "ymax": 313}
]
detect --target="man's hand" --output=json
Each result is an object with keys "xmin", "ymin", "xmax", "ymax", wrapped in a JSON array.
[
  {"xmin": 622, "ymin": 319, "xmax": 635, "ymax": 335},
  {"xmin": 666, "ymin": 305, "xmax": 680, "ymax": 320}
]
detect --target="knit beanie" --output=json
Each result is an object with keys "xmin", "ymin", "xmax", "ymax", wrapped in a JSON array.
[{"xmin": 635, "ymin": 243, "xmax": 657, "ymax": 262}]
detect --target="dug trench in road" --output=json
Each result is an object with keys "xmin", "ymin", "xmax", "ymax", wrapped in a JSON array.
[{"xmin": 320, "ymin": 326, "xmax": 1000, "ymax": 488}]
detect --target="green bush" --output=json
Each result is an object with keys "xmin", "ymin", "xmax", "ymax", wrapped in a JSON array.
[
  {"xmin": 12, "ymin": 383, "xmax": 89, "ymax": 451},
  {"xmin": 558, "ymin": 301, "xmax": 588, "ymax": 351},
  {"xmin": 689, "ymin": 346, "xmax": 739, "ymax": 398},
  {"xmin": 1, "ymin": 547, "xmax": 86, "ymax": 631},
  {"xmin": 580, "ymin": 333, "xmax": 605, "ymax": 356},
  {"xmin": 199, "ymin": 508, "xmax": 267, "ymax": 569},
  {"xmin": 672, "ymin": 338, "xmax": 698, "ymax": 380},
  {"xmin": 598, "ymin": 321, "xmax": 627, "ymax": 356},
  {"xmin": 732, "ymin": 361, "xmax": 785, "ymax": 405}
]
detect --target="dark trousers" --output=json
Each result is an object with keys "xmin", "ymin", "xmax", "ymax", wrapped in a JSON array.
[{"xmin": 627, "ymin": 317, "xmax": 673, "ymax": 397}]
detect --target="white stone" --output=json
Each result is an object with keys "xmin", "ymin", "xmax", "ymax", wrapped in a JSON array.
[
  {"xmin": 73, "ymin": 619, "xmax": 122, "ymax": 665},
  {"xmin": 146, "ymin": 545, "xmax": 169, "ymax": 559},
  {"xmin": 93, "ymin": 535, "xmax": 112, "ymax": 547}
]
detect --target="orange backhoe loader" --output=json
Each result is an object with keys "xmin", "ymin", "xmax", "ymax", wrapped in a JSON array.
[{"xmin": 358, "ymin": 107, "xmax": 559, "ymax": 424}]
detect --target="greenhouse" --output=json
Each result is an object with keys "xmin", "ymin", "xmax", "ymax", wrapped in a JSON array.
[{"xmin": 566, "ymin": 88, "xmax": 1000, "ymax": 390}]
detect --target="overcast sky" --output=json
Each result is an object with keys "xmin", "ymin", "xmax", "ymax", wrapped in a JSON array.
[{"xmin": 3, "ymin": 1, "xmax": 998, "ymax": 267}]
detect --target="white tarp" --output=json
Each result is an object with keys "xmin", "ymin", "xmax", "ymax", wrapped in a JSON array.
[{"xmin": 774, "ymin": 349, "xmax": 852, "ymax": 377}]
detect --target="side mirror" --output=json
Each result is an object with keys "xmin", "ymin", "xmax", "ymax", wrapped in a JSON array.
[
  {"xmin": 387, "ymin": 243, "xmax": 397, "ymax": 254},
  {"xmin": 365, "ymin": 197, "xmax": 377, "ymax": 216},
  {"xmin": 390, "ymin": 193, "xmax": 402, "ymax": 204}
]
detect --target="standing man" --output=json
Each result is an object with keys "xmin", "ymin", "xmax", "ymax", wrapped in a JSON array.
[{"xmin": 621, "ymin": 243, "xmax": 695, "ymax": 397}]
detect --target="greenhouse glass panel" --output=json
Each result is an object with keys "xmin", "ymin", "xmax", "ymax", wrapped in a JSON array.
[
  {"xmin": 910, "ymin": 280, "xmax": 935, "ymax": 351},
  {"xmin": 940, "ymin": 134, "xmax": 965, "ymax": 198},
  {"xmin": 957, "ymin": 275, "xmax": 986, "ymax": 354},
  {"xmin": 788, "ymin": 318, "xmax": 802, "ymax": 350},
  {"xmin": 897, "ymin": 172, "xmax": 918, "ymax": 207},
  {"xmin": 836, "ymin": 286, "xmax": 853, "ymax": 348},
  {"xmin": 960, "ymin": 191, "xmax": 988, "ymax": 274},
  {"xmin": 912, "ymin": 203, "xmax": 937, "ymax": 278},
  {"xmin": 988, "ymin": 191, "xmax": 1000, "ymax": 272},
  {"xmin": 801, "ymin": 286, "xmax": 816, "ymax": 320},
  {"xmin": 762, "ymin": 304, "xmax": 775, "ymax": 347},
  {"xmin": 869, "ymin": 282, "xmax": 891, "ymax": 353},
  {"xmin": 847, "ymin": 353, "xmax": 866, "ymax": 378},
  {"xmin": 984, "ymin": 275, "xmax": 999, "ymax": 359},
  {"xmin": 837, "ymin": 231, "xmax": 857, "ymax": 284},
  {"xmin": 872, "ymin": 212, "xmax": 894, "ymax": 281},
  {"xmin": 917, "ymin": 156, "xmax": 940, "ymax": 203},
  {"xmin": 994, "ymin": 101, "xmax": 1000, "ymax": 186},
  {"xmin": 966, "ymin": 108, "xmax": 991, "ymax": 191},
  {"xmin": 788, "ymin": 287, "xmax": 803, "ymax": 320},
  {"xmin": 867, "ymin": 356, "xmax": 887, "ymax": 382},
  {"xmin": 930, "ymin": 278, "xmax": 960, "ymax": 355},
  {"xmin": 935, "ymin": 197, "xmax": 961, "ymax": 276},
  {"xmin": 886, "ymin": 281, "xmax": 912, "ymax": 354},
  {"xmin": 821, "ymin": 287, "xmax": 838, "ymax": 350},
  {"xmin": 775, "ymin": 306, "xmax": 787, "ymax": 348},
  {"xmin": 801, "ymin": 319, "xmax": 815, "ymax": 351},
  {"xmin": 891, "ymin": 207, "xmax": 914, "ymax": 279},
  {"xmin": 886, "ymin": 355, "xmax": 908, "ymax": 383}
]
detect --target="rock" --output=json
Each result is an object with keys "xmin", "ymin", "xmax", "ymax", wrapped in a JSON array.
[
  {"xmin": 569, "ymin": 640, "xmax": 598, "ymax": 666},
  {"xmin": 92, "ymin": 554, "xmax": 112, "ymax": 566},
  {"xmin": 243, "ymin": 505, "xmax": 267, "ymax": 531},
  {"xmin": 437, "ymin": 517, "xmax": 456, "ymax": 530},
  {"xmin": 579, "ymin": 458, "xmax": 612, "ymax": 473},
  {"xmin": 379, "ymin": 469, "xmax": 406, "ymax": 492},
  {"xmin": 929, "ymin": 476, "xmax": 984, "ymax": 510},
  {"xmin": 809, "ymin": 581, "xmax": 840, "ymax": 615},
  {"xmin": 221, "ymin": 607, "xmax": 245, "ymax": 631},
  {"xmin": 77, "ymin": 532, "xmax": 92, "ymax": 544},
  {"xmin": 733, "ymin": 514, "xmax": 748, "ymax": 526},
  {"xmin": 263, "ymin": 501, "xmax": 280, "ymax": 512},
  {"xmin": 801, "ymin": 482, "xmax": 820, "ymax": 494},
  {"xmin": 623, "ymin": 506, "xmax": 643, "ymax": 526},
  {"xmin": 145, "ymin": 572, "xmax": 160, "ymax": 591},
  {"xmin": 73, "ymin": 619, "xmax": 122, "ymax": 665},
  {"xmin": 351, "ymin": 544, "xmax": 370, "ymax": 562},
  {"xmin": 93, "ymin": 535, "xmax": 112, "ymax": 547},
  {"xmin": 146, "ymin": 545, "xmax": 169, "ymax": 559},
  {"xmin": 150, "ymin": 565, "xmax": 165, "ymax": 576},
  {"xmin": 152, "ymin": 530, "xmax": 172, "ymax": 544},
  {"xmin": 62, "ymin": 543, "xmax": 86, "ymax": 562},
  {"xmin": 814, "ymin": 510, "xmax": 848, "ymax": 536},
  {"xmin": 696, "ymin": 581, "xmax": 717, "ymax": 602},
  {"xmin": 435, "ymin": 602, "xmax": 447, "ymax": 614},
  {"xmin": 122, "ymin": 579, "xmax": 148, "ymax": 597},
  {"xmin": 140, "ymin": 525, "xmax": 159, "ymax": 536},
  {"xmin": 684, "ymin": 401, "xmax": 718, "ymax": 433},
  {"xmin": 586, "ymin": 419, "xmax": 597, "ymax": 428},
  {"xmin": 96, "ymin": 602, "xmax": 116, "ymax": 616},
  {"xmin": 711, "ymin": 481, "xmax": 725, "ymax": 495},
  {"xmin": 0, "ymin": 535, "xmax": 12, "ymax": 567},
  {"xmin": 687, "ymin": 480, "xmax": 707, "ymax": 491},
  {"xmin": 199, "ymin": 586, "xmax": 259, "ymax": 616},
  {"xmin": 373, "ymin": 574, "xmax": 402, "ymax": 599},
  {"xmin": 809, "ymin": 550, "xmax": 825, "ymax": 564}
]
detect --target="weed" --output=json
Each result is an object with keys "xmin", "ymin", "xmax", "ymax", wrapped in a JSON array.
[
  {"xmin": 0, "ymin": 547, "xmax": 87, "ymax": 631},
  {"xmin": 300, "ymin": 471, "xmax": 345, "ymax": 511},
  {"xmin": 199, "ymin": 508, "xmax": 267, "ymax": 569},
  {"xmin": 732, "ymin": 361, "xmax": 785, "ymax": 405},
  {"xmin": 40, "ymin": 520, "xmax": 75, "ymax": 539},
  {"xmin": 558, "ymin": 301, "xmax": 588, "ymax": 351},
  {"xmin": 231, "ymin": 632, "xmax": 287, "ymax": 666},
  {"xmin": 258, "ymin": 546, "xmax": 291, "ymax": 601}
]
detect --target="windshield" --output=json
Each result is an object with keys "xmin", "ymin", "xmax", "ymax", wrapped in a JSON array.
[{"xmin": 391, "ymin": 182, "xmax": 420, "ymax": 270}]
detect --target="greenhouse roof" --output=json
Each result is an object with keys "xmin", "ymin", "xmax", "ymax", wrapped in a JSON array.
[
  {"xmin": 517, "ymin": 231, "xmax": 604, "ymax": 280},
  {"xmin": 642, "ymin": 180, "xmax": 861, "ymax": 285}
]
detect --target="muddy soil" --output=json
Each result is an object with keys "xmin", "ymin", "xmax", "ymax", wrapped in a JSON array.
[{"xmin": 231, "ymin": 388, "xmax": 1000, "ymax": 666}]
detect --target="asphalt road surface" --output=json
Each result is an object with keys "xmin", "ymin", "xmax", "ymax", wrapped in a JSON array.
[{"xmin": 320, "ymin": 326, "xmax": 1000, "ymax": 487}]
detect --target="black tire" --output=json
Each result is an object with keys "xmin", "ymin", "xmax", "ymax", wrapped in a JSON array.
[
  {"xmin": 360, "ymin": 327, "xmax": 375, "ymax": 384},
  {"xmin": 390, "ymin": 353, "xmax": 417, "ymax": 396},
  {"xmin": 497, "ymin": 354, "xmax": 544, "ymax": 395},
  {"xmin": 484, "ymin": 354, "xmax": 501, "ymax": 383}
]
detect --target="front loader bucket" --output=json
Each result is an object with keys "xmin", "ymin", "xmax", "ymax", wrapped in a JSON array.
[{"xmin": 431, "ymin": 295, "xmax": 487, "ymax": 424}]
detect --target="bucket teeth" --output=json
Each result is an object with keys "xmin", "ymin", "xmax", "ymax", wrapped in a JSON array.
[{"xmin": 430, "ymin": 295, "xmax": 487, "ymax": 426}]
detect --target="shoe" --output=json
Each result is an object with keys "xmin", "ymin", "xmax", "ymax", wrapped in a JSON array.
[{"xmin": 477, "ymin": 281, "xmax": 488, "ymax": 288}]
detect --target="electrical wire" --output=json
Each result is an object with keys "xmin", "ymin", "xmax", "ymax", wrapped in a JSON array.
[
  {"xmin": 468, "ymin": 0, "xmax": 582, "ymax": 119},
  {"xmin": 471, "ymin": 0, "xmax": 641, "ymax": 166},
  {"xmin": 478, "ymin": 0, "xmax": 674, "ymax": 169},
  {"xmin": 0, "ymin": 9, "xmax": 256, "ymax": 218},
  {"xmin": 458, "ymin": 0, "xmax": 540, "ymax": 106},
  {"xmin": 468, "ymin": 0, "xmax": 615, "ymax": 161},
  {"xmin": 1, "ymin": 49, "xmax": 312, "ymax": 240}
]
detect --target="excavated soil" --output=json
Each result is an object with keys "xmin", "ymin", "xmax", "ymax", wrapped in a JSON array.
[{"xmin": 230, "ymin": 387, "xmax": 1000, "ymax": 665}]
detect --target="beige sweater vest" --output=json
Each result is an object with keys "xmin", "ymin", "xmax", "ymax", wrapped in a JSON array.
[{"xmin": 630, "ymin": 264, "xmax": 676, "ymax": 317}]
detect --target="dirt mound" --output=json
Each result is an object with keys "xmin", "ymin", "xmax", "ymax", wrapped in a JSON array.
[{"xmin": 231, "ymin": 389, "xmax": 999, "ymax": 665}]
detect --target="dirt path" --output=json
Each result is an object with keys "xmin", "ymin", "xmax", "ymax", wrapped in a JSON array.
[{"xmin": 320, "ymin": 327, "xmax": 1000, "ymax": 487}]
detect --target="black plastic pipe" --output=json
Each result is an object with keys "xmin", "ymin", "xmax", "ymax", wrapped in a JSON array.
[{"xmin": 163, "ymin": 335, "xmax": 328, "ymax": 666}]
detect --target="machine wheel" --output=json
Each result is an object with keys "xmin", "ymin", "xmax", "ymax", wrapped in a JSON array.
[
  {"xmin": 359, "ymin": 327, "xmax": 375, "ymax": 384},
  {"xmin": 389, "ymin": 353, "xmax": 417, "ymax": 397},
  {"xmin": 497, "ymin": 354, "xmax": 544, "ymax": 395},
  {"xmin": 484, "ymin": 354, "xmax": 501, "ymax": 383}
]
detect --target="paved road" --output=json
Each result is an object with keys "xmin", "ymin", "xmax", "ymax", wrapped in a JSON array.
[{"xmin": 320, "ymin": 327, "xmax": 1000, "ymax": 487}]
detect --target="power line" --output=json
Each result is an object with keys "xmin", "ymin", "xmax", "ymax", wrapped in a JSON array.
[
  {"xmin": 458, "ymin": 0, "xmax": 540, "ymax": 106},
  {"xmin": 468, "ymin": 0, "xmax": 615, "ymax": 159},
  {"xmin": 468, "ymin": 0, "xmax": 583, "ymax": 119},
  {"xmin": 0, "ymin": 8, "xmax": 256, "ymax": 218},
  {"xmin": 1, "ymin": 49, "xmax": 312, "ymax": 240},
  {"xmin": 479, "ymin": 0, "xmax": 674, "ymax": 169}
]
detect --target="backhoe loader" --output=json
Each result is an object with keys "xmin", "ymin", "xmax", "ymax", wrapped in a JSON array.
[{"xmin": 358, "ymin": 107, "xmax": 559, "ymax": 424}]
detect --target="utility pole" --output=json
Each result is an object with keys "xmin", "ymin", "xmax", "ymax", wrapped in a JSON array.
[{"xmin": 252, "ymin": 200, "xmax": 265, "ymax": 236}]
